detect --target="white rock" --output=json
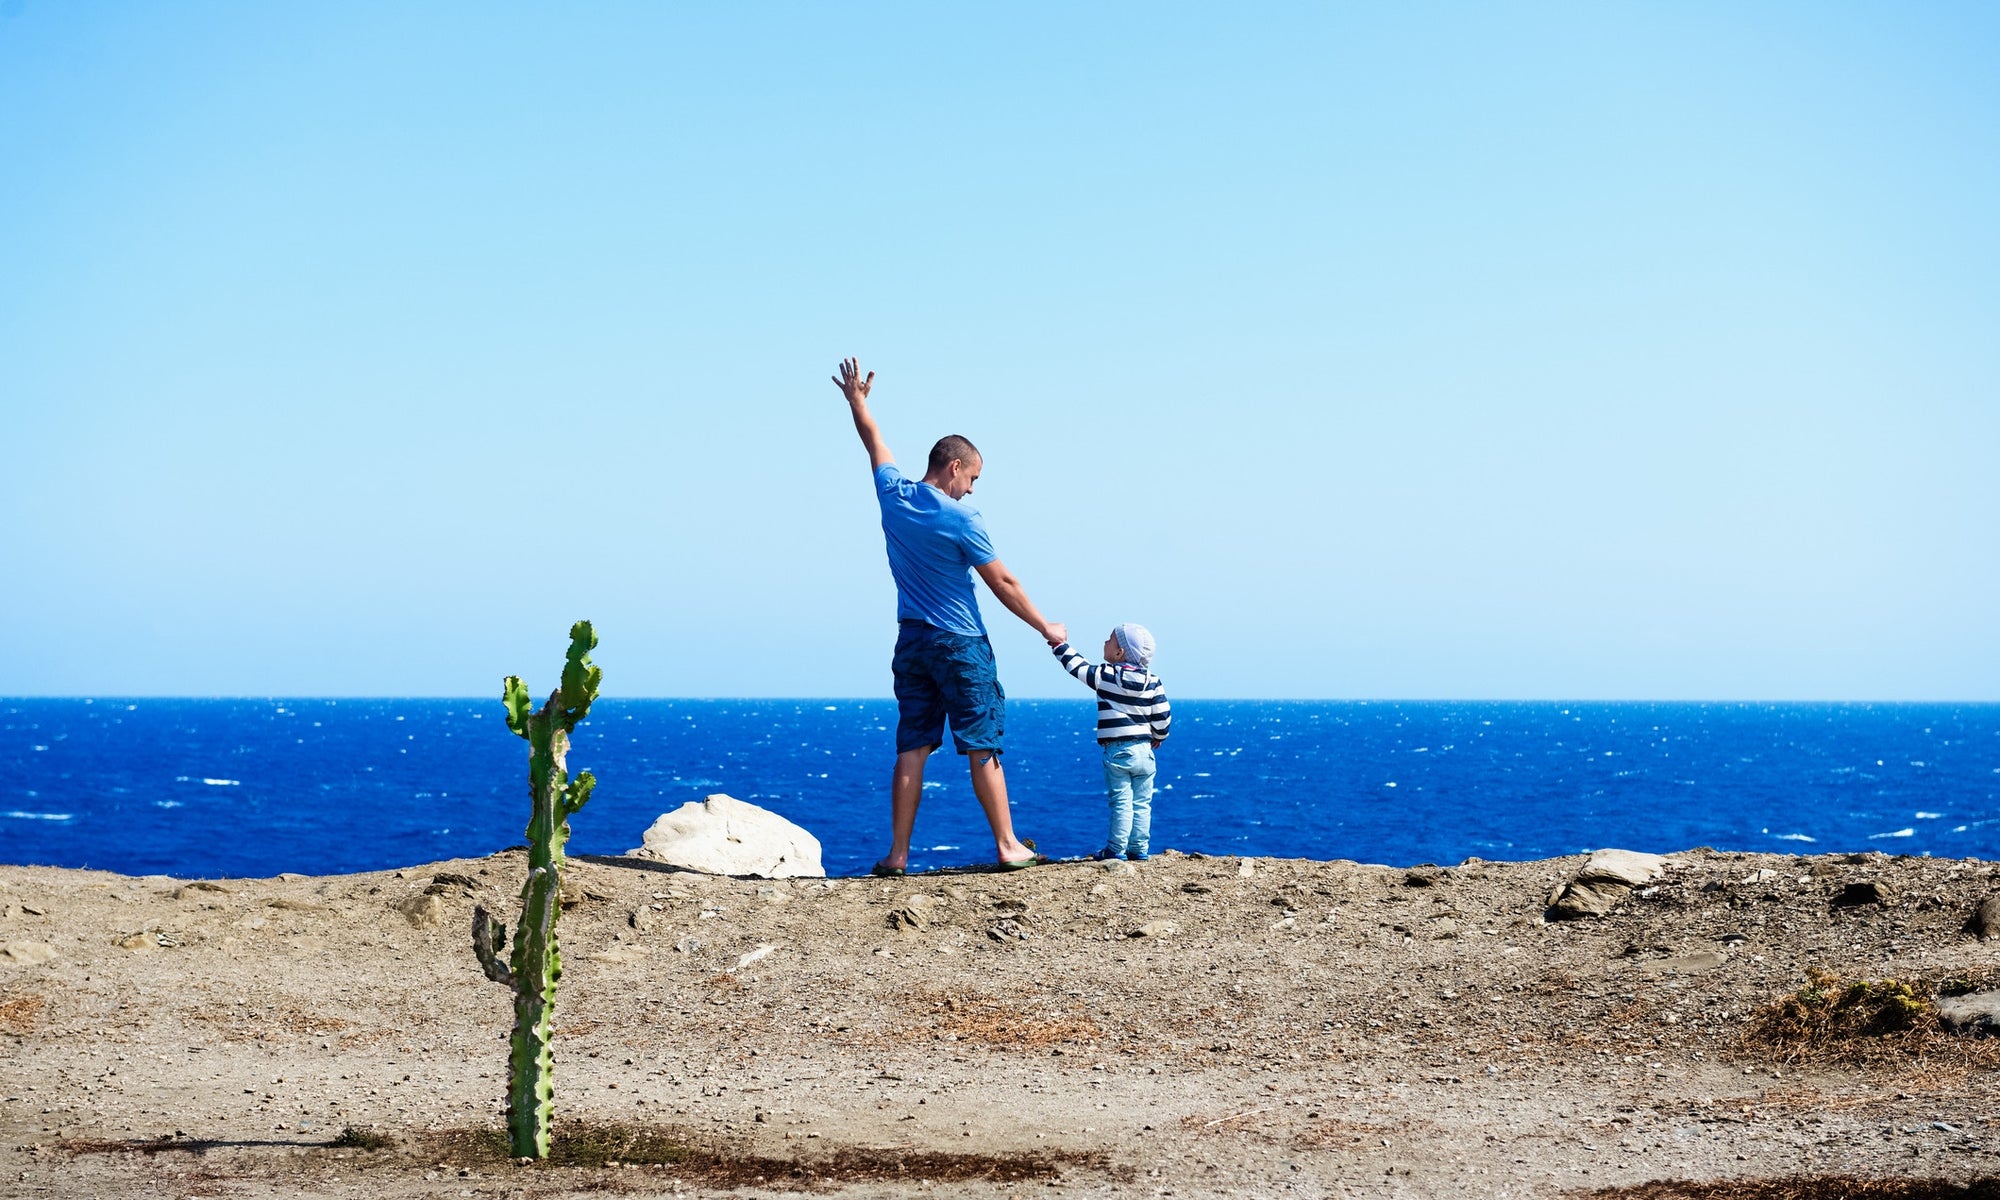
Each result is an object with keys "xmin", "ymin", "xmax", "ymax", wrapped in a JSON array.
[
  {"xmin": 0, "ymin": 940, "xmax": 57, "ymax": 966},
  {"xmin": 733, "ymin": 943, "xmax": 776, "ymax": 972},
  {"xmin": 1577, "ymin": 849, "xmax": 1670, "ymax": 887},
  {"xmin": 1936, "ymin": 991, "xmax": 2000, "ymax": 1034},
  {"xmin": 627, "ymin": 794, "xmax": 825, "ymax": 878}
]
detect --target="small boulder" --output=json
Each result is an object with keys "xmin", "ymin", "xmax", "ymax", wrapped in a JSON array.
[
  {"xmin": 1967, "ymin": 895, "xmax": 2000, "ymax": 940},
  {"xmin": 1936, "ymin": 992, "xmax": 2000, "ymax": 1036},
  {"xmin": 1, "ymin": 940, "xmax": 57, "ymax": 966},
  {"xmin": 1578, "ymin": 849, "xmax": 1670, "ymax": 887},
  {"xmin": 1130, "ymin": 920, "xmax": 1177, "ymax": 938},
  {"xmin": 889, "ymin": 895, "xmax": 936, "ymax": 933},
  {"xmin": 1832, "ymin": 880, "xmax": 1893, "ymax": 908},
  {"xmin": 397, "ymin": 893, "xmax": 445, "ymax": 928},
  {"xmin": 627, "ymin": 794, "xmax": 824, "ymax": 879},
  {"xmin": 1548, "ymin": 850, "xmax": 1671, "ymax": 920}
]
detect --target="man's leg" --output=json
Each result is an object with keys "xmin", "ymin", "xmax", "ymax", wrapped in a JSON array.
[
  {"xmin": 886, "ymin": 622, "xmax": 946, "ymax": 873},
  {"xmin": 967, "ymin": 751, "xmax": 1035, "ymax": 864},
  {"xmin": 881, "ymin": 746, "xmax": 931, "ymax": 871}
]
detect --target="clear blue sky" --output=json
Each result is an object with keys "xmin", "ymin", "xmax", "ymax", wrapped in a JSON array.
[{"xmin": 2, "ymin": 3, "xmax": 1995, "ymax": 700}]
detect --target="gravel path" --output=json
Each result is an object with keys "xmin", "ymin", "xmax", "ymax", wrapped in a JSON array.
[{"xmin": 3, "ymin": 847, "xmax": 1996, "ymax": 1197}]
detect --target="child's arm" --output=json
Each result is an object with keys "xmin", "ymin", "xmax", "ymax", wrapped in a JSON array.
[
  {"xmin": 1149, "ymin": 685, "xmax": 1172, "ymax": 745},
  {"xmin": 1050, "ymin": 641, "xmax": 1101, "ymax": 691}
]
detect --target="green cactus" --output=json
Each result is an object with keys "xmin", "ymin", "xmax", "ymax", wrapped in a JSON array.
[{"xmin": 471, "ymin": 620, "xmax": 601, "ymax": 1160}]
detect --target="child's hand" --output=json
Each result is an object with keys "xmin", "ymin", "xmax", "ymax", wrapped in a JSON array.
[{"xmin": 1044, "ymin": 622, "xmax": 1067, "ymax": 646}]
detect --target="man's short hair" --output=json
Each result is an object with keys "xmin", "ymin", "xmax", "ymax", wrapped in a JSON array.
[{"xmin": 927, "ymin": 435, "xmax": 980, "ymax": 475}]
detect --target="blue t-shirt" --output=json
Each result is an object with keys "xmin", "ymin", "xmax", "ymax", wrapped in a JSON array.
[{"xmin": 874, "ymin": 463, "xmax": 997, "ymax": 637}]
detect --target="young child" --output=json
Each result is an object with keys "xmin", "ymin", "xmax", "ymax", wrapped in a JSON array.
[{"xmin": 1050, "ymin": 623, "xmax": 1171, "ymax": 861}]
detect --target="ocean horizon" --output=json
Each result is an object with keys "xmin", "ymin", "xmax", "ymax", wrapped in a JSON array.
[{"xmin": 5, "ymin": 697, "xmax": 1996, "ymax": 879}]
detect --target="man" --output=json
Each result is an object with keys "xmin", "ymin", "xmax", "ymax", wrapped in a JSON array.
[{"xmin": 832, "ymin": 357, "xmax": 1066, "ymax": 875}]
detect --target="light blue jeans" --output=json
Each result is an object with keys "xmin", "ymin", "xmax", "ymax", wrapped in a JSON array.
[{"xmin": 1101, "ymin": 740, "xmax": 1156, "ymax": 858}]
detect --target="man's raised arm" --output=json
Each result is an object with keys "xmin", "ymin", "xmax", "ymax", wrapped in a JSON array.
[{"xmin": 831, "ymin": 357, "xmax": 893, "ymax": 471}]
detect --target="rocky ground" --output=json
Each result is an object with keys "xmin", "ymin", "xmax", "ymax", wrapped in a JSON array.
[{"xmin": 2, "ymin": 846, "xmax": 1997, "ymax": 1199}]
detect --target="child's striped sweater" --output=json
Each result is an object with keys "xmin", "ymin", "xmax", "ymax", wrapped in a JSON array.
[{"xmin": 1051, "ymin": 641, "xmax": 1172, "ymax": 744}]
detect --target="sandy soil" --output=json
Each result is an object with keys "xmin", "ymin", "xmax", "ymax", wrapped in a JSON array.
[{"xmin": 2, "ymin": 846, "xmax": 1997, "ymax": 1199}]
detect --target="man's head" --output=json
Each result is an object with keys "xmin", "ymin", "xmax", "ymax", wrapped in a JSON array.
[{"xmin": 924, "ymin": 434, "xmax": 982, "ymax": 499}]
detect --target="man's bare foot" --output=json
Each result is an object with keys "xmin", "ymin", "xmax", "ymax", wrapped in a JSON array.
[{"xmin": 871, "ymin": 859, "xmax": 906, "ymax": 878}]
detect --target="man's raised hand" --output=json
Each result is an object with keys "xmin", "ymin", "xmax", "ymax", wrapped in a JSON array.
[{"xmin": 832, "ymin": 357, "xmax": 874, "ymax": 405}]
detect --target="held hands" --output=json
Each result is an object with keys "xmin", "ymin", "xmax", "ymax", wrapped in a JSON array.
[
  {"xmin": 832, "ymin": 357, "xmax": 873, "ymax": 405},
  {"xmin": 1043, "ymin": 622, "xmax": 1067, "ymax": 647}
]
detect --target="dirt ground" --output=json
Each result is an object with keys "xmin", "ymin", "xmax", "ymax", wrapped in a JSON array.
[{"xmin": 2, "ymin": 846, "xmax": 1997, "ymax": 1199}]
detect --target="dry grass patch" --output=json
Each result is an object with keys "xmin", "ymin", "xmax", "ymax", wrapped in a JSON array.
[
  {"xmin": 905, "ymin": 986, "xmax": 1104, "ymax": 1049},
  {"xmin": 1581, "ymin": 1177, "xmax": 2000, "ymax": 1199},
  {"xmin": 1743, "ymin": 969, "xmax": 2000, "ymax": 1068},
  {"xmin": 0, "ymin": 991, "xmax": 45, "ymax": 1034},
  {"xmin": 186, "ymin": 1002, "xmax": 352, "ymax": 1038},
  {"xmin": 421, "ymin": 1122, "xmax": 1108, "ymax": 1186}
]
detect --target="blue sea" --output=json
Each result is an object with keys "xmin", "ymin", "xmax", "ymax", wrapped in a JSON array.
[{"xmin": 3, "ymin": 699, "xmax": 1996, "ymax": 879}]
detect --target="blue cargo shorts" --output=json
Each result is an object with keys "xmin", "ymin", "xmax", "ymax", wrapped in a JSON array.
[{"xmin": 891, "ymin": 620, "xmax": 1006, "ymax": 756}]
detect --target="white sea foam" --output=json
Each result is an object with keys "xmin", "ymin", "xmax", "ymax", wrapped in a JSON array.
[
  {"xmin": 1773, "ymin": 833, "xmax": 1816, "ymax": 842},
  {"xmin": 5, "ymin": 811, "xmax": 73, "ymax": 821},
  {"xmin": 1915, "ymin": 812, "xmax": 1942, "ymax": 819},
  {"xmin": 155, "ymin": 800, "xmax": 183, "ymax": 809},
  {"xmin": 1870, "ymin": 828, "xmax": 1915, "ymax": 839},
  {"xmin": 202, "ymin": 778, "xmax": 240, "ymax": 787}
]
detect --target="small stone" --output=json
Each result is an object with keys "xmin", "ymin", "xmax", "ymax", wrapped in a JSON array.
[
  {"xmin": 1130, "ymin": 920, "xmax": 1177, "ymax": 939},
  {"xmin": 1967, "ymin": 895, "xmax": 2000, "ymax": 940},
  {"xmin": 397, "ymin": 893, "xmax": 445, "ymax": 928},
  {"xmin": 1638, "ymin": 951, "xmax": 1728, "ymax": 977},
  {"xmin": 673, "ymin": 937, "xmax": 701, "ymax": 954},
  {"xmin": 628, "ymin": 907, "xmax": 656, "ymax": 933},
  {"xmin": 1403, "ymin": 867, "xmax": 1442, "ymax": 888},
  {"xmin": 174, "ymin": 882, "xmax": 233, "ymax": 899},
  {"xmin": 1237, "ymin": 860, "xmax": 1256, "ymax": 878},
  {"xmin": 116, "ymin": 932, "xmax": 157, "ymax": 952}
]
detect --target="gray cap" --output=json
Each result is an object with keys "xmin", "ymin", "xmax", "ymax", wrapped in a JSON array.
[{"xmin": 1113, "ymin": 623, "xmax": 1156, "ymax": 670}]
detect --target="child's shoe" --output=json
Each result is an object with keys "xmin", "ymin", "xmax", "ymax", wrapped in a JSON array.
[
  {"xmin": 1091, "ymin": 848, "xmax": 1122, "ymax": 862},
  {"xmin": 1125, "ymin": 850, "xmax": 1149, "ymax": 862}
]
